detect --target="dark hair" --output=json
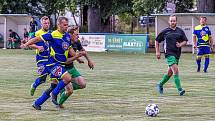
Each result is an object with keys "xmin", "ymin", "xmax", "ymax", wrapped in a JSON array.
[
  {"xmin": 200, "ymin": 16, "xmax": 207, "ymax": 20},
  {"xmin": 169, "ymin": 14, "xmax": 177, "ymax": 20},
  {"xmin": 9, "ymin": 29, "xmax": 12, "ymax": 32},
  {"xmin": 57, "ymin": 16, "xmax": 68, "ymax": 25},
  {"xmin": 40, "ymin": 16, "xmax": 49, "ymax": 23},
  {"xmin": 68, "ymin": 25, "xmax": 79, "ymax": 34}
]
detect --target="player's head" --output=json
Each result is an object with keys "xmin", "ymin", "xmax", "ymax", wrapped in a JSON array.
[
  {"xmin": 31, "ymin": 17, "xmax": 34, "ymax": 21},
  {"xmin": 40, "ymin": 16, "xmax": 50, "ymax": 31},
  {"xmin": 8, "ymin": 29, "xmax": 13, "ymax": 33},
  {"xmin": 68, "ymin": 25, "xmax": 79, "ymax": 41},
  {"xmin": 68, "ymin": 25, "xmax": 79, "ymax": 35},
  {"xmin": 168, "ymin": 14, "xmax": 177, "ymax": 29},
  {"xmin": 57, "ymin": 16, "xmax": 69, "ymax": 33},
  {"xmin": 200, "ymin": 16, "xmax": 207, "ymax": 26}
]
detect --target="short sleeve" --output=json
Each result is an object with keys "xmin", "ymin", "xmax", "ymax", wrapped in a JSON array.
[
  {"xmin": 193, "ymin": 29, "xmax": 197, "ymax": 36},
  {"xmin": 156, "ymin": 31, "xmax": 165, "ymax": 43},
  {"xmin": 208, "ymin": 27, "xmax": 211, "ymax": 36},
  {"xmin": 181, "ymin": 30, "xmax": 188, "ymax": 41},
  {"xmin": 41, "ymin": 33, "xmax": 53, "ymax": 42},
  {"xmin": 77, "ymin": 41, "xmax": 84, "ymax": 51}
]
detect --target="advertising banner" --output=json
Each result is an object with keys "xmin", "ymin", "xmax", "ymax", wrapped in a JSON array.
[
  {"xmin": 105, "ymin": 34, "xmax": 148, "ymax": 53},
  {"xmin": 79, "ymin": 34, "xmax": 106, "ymax": 52}
]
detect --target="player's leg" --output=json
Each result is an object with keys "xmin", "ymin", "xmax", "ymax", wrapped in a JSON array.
[
  {"xmin": 30, "ymin": 63, "xmax": 48, "ymax": 96},
  {"xmin": 68, "ymin": 67, "xmax": 85, "ymax": 90},
  {"xmin": 32, "ymin": 79, "xmax": 58, "ymax": 110},
  {"xmin": 58, "ymin": 67, "xmax": 86, "ymax": 107},
  {"xmin": 203, "ymin": 47, "xmax": 210, "ymax": 73},
  {"xmin": 157, "ymin": 67, "xmax": 173, "ymax": 94},
  {"xmin": 170, "ymin": 61, "xmax": 185, "ymax": 96},
  {"xmin": 58, "ymin": 83, "xmax": 73, "ymax": 108},
  {"xmin": 50, "ymin": 65, "xmax": 73, "ymax": 105},
  {"xmin": 196, "ymin": 47, "xmax": 203, "ymax": 72},
  {"xmin": 58, "ymin": 76, "xmax": 86, "ymax": 107}
]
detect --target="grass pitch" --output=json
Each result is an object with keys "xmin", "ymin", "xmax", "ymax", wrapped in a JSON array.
[{"xmin": 0, "ymin": 49, "xmax": 215, "ymax": 121}]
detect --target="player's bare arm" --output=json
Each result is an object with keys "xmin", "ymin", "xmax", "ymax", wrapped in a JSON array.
[
  {"xmin": 176, "ymin": 41, "xmax": 187, "ymax": 48},
  {"xmin": 193, "ymin": 35, "xmax": 197, "ymax": 48},
  {"xmin": 209, "ymin": 36, "xmax": 213, "ymax": 50},
  {"xmin": 65, "ymin": 48, "xmax": 84, "ymax": 64},
  {"xmin": 20, "ymin": 36, "xmax": 42, "ymax": 48},
  {"xmin": 155, "ymin": 41, "xmax": 161, "ymax": 59},
  {"xmin": 29, "ymin": 44, "xmax": 44, "ymax": 52},
  {"xmin": 80, "ymin": 48, "xmax": 94, "ymax": 69}
]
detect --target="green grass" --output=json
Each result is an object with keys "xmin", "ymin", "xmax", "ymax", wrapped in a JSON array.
[{"xmin": 0, "ymin": 49, "xmax": 215, "ymax": 121}]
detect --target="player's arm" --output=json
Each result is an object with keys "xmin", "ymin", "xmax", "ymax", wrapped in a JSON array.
[
  {"xmin": 193, "ymin": 35, "xmax": 197, "ymax": 49},
  {"xmin": 209, "ymin": 36, "xmax": 213, "ymax": 51},
  {"xmin": 29, "ymin": 44, "xmax": 44, "ymax": 52},
  {"xmin": 155, "ymin": 31, "xmax": 164, "ymax": 59},
  {"xmin": 193, "ymin": 28, "xmax": 197, "ymax": 49},
  {"xmin": 176, "ymin": 30, "xmax": 188, "ymax": 48},
  {"xmin": 65, "ymin": 48, "xmax": 84, "ymax": 64},
  {"xmin": 155, "ymin": 41, "xmax": 161, "ymax": 59},
  {"xmin": 80, "ymin": 48, "xmax": 94, "ymax": 69},
  {"xmin": 176, "ymin": 41, "xmax": 187, "ymax": 48},
  {"xmin": 20, "ymin": 36, "xmax": 42, "ymax": 48}
]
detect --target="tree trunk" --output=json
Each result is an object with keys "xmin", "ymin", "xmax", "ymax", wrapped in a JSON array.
[
  {"xmin": 88, "ymin": 5, "xmax": 101, "ymax": 32},
  {"xmin": 71, "ymin": 12, "xmax": 78, "ymax": 26},
  {"xmin": 197, "ymin": 0, "xmax": 215, "ymax": 13}
]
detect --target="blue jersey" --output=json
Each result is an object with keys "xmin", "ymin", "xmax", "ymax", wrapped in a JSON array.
[
  {"xmin": 193, "ymin": 25, "xmax": 211, "ymax": 47},
  {"xmin": 32, "ymin": 29, "xmax": 50, "ymax": 65},
  {"xmin": 40, "ymin": 30, "xmax": 72, "ymax": 65}
]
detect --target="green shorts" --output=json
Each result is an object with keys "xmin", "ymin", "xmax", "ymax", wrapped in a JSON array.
[
  {"xmin": 65, "ymin": 67, "xmax": 81, "ymax": 78},
  {"xmin": 166, "ymin": 56, "xmax": 179, "ymax": 67}
]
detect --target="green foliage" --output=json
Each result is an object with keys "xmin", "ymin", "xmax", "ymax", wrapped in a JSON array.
[
  {"xmin": 132, "ymin": 0, "xmax": 165, "ymax": 16},
  {"xmin": 175, "ymin": 0, "xmax": 194, "ymax": 13}
]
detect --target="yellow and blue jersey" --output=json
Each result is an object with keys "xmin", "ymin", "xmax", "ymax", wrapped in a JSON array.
[
  {"xmin": 193, "ymin": 25, "xmax": 211, "ymax": 47},
  {"xmin": 40, "ymin": 30, "xmax": 72, "ymax": 65},
  {"xmin": 32, "ymin": 29, "xmax": 50, "ymax": 65}
]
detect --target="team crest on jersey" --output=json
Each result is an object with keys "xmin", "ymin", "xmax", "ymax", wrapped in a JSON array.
[
  {"xmin": 62, "ymin": 42, "xmax": 69, "ymax": 50},
  {"xmin": 205, "ymin": 28, "xmax": 208, "ymax": 31},
  {"xmin": 51, "ymin": 66, "xmax": 63, "ymax": 77},
  {"xmin": 66, "ymin": 37, "xmax": 70, "ymax": 42},
  {"xmin": 200, "ymin": 30, "xmax": 206, "ymax": 36},
  {"xmin": 37, "ymin": 65, "xmax": 45, "ymax": 75}
]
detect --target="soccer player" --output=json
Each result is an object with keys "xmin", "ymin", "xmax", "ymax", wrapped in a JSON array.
[
  {"xmin": 28, "ymin": 16, "xmax": 51, "ymax": 96},
  {"xmin": 21, "ymin": 17, "xmax": 85, "ymax": 110},
  {"xmin": 58, "ymin": 26, "xmax": 94, "ymax": 108},
  {"xmin": 7, "ymin": 29, "xmax": 20, "ymax": 49},
  {"xmin": 30, "ymin": 17, "xmax": 38, "ymax": 32},
  {"xmin": 193, "ymin": 16, "xmax": 213, "ymax": 73},
  {"xmin": 155, "ymin": 14, "xmax": 187, "ymax": 96}
]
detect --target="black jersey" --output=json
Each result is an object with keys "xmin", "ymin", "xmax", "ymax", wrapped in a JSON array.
[
  {"xmin": 156, "ymin": 27, "xmax": 188, "ymax": 59},
  {"xmin": 65, "ymin": 40, "xmax": 84, "ymax": 68}
]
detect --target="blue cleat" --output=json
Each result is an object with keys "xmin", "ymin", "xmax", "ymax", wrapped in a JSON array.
[
  {"xmin": 51, "ymin": 93, "xmax": 59, "ymax": 106},
  {"xmin": 32, "ymin": 103, "xmax": 41, "ymax": 110},
  {"xmin": 179, "ymin": 89, "xmax": 185, "ymax": 96},
  {"xmin": 156, "ymin": 84, "xmax": 163, "ymax": 94}
]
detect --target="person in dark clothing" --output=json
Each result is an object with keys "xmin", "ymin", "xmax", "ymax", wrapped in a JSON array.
[
  {"xmin": 155, "ymin": 14, "xmax": 188, "ymax": 96},
  {"xmin": 8, "ymin": 29, "xmax": 21, "ymax": 49}
]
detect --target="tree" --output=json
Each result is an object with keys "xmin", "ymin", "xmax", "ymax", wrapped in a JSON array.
[
  {"xmin": 175, "ymin": 0, "xmax": 194, "ymax": 13},
  {"xmin": 132, "ymin": 0, "xmax": 194, "ymax": 16},
  {"xmin": 197, "ymin": 0, "xmax": 215, "ymax": 13}
]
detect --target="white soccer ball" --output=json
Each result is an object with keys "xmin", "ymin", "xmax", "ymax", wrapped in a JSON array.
[{"xmin": 145, "ymin": 104, "xmax": 159, "ymax": 117}]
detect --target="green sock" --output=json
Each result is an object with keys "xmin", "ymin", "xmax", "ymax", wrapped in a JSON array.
[
  {"xmin": 159, "ymin": 74, "xmax": 171, "ymax": 86},
  {"xmin": 58, "ymin": 92, "xmax": 70, "ymax": 105},
  {"xmin": 173, "ymin": 74, "xmax": 182, "ymax": 91},
  {"xmin": 60, "ymin": 88, "xmax": 65, "ymax": 95},
  {"xmin": 73, "ymin": 82, "xmax": 81, "ymax": 90}
]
